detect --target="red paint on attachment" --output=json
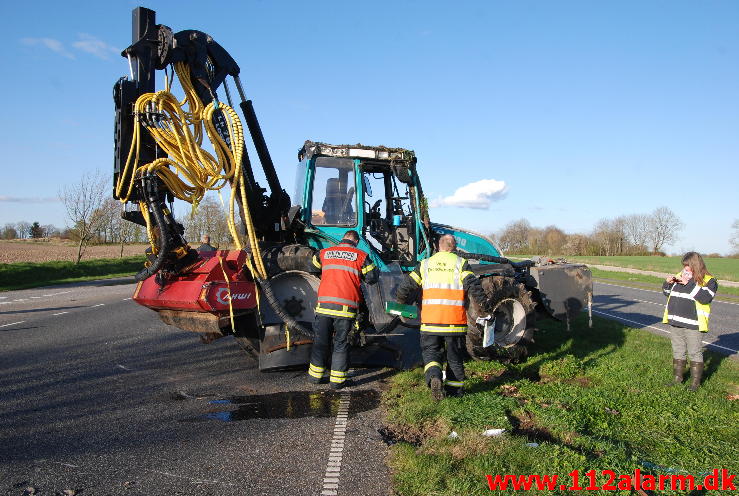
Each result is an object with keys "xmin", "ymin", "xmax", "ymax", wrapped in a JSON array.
[{"xmin": 133, "ymin": 250, "xmax": 257, "ymax": 315}]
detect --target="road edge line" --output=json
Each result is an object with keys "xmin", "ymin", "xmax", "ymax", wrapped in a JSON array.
[{"xmin": 321, "ymin": 390, "xmax": 350, "ymax": 496}]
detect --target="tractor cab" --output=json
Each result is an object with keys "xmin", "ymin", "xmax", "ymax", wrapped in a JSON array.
[{"xmin": 295, "ymin": 141, "xmax": 432, "ymax": 271}]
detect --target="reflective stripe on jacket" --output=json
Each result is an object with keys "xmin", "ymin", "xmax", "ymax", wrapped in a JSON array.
[
  {"xmin": 315, "ymin": 242, "xmax": 368, "ymax": 318},
  {"xmin": 662, "ymin": 273, "xmax": 716, "ymax": 332},
  {"xmin": 418, "ymin": 252, "xmax": 474, "ymax": 333}
]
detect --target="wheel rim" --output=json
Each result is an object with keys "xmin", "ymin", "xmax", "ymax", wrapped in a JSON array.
[
  {"xmin": 269, "ymin": 270, "xmax": 320, "ymax": 323},
  {"xmin": 491, "ymin": 298, "xmax": 527, "ymax": 348}
]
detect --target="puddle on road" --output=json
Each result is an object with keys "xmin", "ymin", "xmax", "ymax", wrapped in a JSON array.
[{"xmin": 184, "ymin": 390, "xmax": 380, "ymax": 422}]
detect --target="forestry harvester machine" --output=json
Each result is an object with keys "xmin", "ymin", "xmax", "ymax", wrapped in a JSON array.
[{"xmin": 113, "ymin": 7, "xmax": 593, "ymax": 370}]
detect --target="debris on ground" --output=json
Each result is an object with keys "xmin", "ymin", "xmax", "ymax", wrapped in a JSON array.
[{"xmin": 482, "ymin": 428, "xmax": 505, "ymax": 437}]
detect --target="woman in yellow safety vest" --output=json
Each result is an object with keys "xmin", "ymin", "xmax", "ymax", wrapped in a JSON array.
[{"xmin": 662, "ymin": 252, "xmax": 718, "ymax": 391}]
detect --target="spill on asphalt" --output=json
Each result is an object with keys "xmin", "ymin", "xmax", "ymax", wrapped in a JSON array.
[{"xmin": 185, "ymin": 390, "xmax": 380, "ymax": 422}]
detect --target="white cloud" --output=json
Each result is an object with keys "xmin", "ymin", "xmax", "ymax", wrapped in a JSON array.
[
  {"xmin": 0, "ymin": 196, "xmax": 60, "ymax": 203},
  {"xmin": 72, "ymin": 33, "xmax": 120, "ymax": 60},
  {"xmin": 430, "ymin": 179, "xmax": 508, "ymax": 209},
  {"xmin": 20, "ymin": 37, "xmax": 75, "ymax": 59}
]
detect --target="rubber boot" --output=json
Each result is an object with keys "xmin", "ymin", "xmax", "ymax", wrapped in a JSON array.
[
  {"xmin": 430, "ymin": 377, "xmax": 444, "ymax": 401},
  {"xmin": 687, "ymin": 361, "xmax": 704, "ymax": 392},
  {"xmin": 665, "ymin": 359, "xmax": 686, "ymax": 386},
  {"xmin": 330, "ymin": 378, "xmax": 354, "ymax": 390}
]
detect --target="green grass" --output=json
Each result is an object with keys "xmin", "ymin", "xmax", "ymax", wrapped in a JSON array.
[
  {"xmin": 384, "ymin": 315, "xmax": 739, "ymax": 496},
  {"xmin": 510, "ymin": 255, "xmax": 739, "ymax": 282},
  {"xmin": 589, "ymin": 267, "xmax": 739, "ymax": 298},
  {"xmin": 0, "ymin": 256, "xmax": 145, "ymax": 291}
]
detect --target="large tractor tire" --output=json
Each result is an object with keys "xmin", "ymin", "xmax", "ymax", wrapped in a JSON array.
[
  {"xmin": 466, "ymin": 276, "xmax": 536, "ymax": 362},
  {"xmin": 262, "ymin": 243, "xmax": 317, "ymax": 276}
]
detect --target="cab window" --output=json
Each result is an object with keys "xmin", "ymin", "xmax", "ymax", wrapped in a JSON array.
[{"xmin": 310, "ymin": 157, "xmax": 356, "ymax": 226}]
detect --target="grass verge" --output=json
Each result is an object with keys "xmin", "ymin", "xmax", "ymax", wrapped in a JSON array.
[
  {"xmin": 384, "ymin": 314, "xmax": 739, "ymax": 496},
  {"xmin": 589, "ymin": 267, "xmax": 739, "ymax": 298},
  {"xmin": 0, "ymin": 256, "xmax": 145, "ymax": 291},
  {"xmin": 510, "ymin": 255, "xmax": 739, "ymax": 282}
]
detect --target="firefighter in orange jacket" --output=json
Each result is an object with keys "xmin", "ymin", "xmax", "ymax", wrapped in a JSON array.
[
  {"xmin": 396, "ymin": 234, "xmax": 485, "ymax": 400},
  {"xmin": 308, "ymin": 230, "xmax": 378, "ymax": 389}
]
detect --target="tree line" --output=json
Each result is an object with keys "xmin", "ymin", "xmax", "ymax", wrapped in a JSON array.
[
  {"xmin": 3, "ymin": 171, "xmax": 232, "ymax": 263},
  {"xmin": 9, "ymin": 171, "xmax": 738, "ymax": 261},
  {"xmin": 494, "ymin": 207, "xmax": 696, "ymax": 256}
]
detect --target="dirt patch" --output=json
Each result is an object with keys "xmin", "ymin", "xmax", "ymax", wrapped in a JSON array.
[
  {"xmin": 424, "ymin": 431, "xmax": 501, "ymax": 460},
  {"xmin": 378, "ymin": 418, "xmax": 451, "ymax": 447},
  {"xmin": 506, "ymin": 409, "xmax": 559, "ymax": 445},
  {"xmin": 499, "ymin": 384, "xmax": 522, "ymax": 397},
  {"xmin": 506, "ymin": 409, "xmax": 607, "ymax": 459},
  {"xmin": 477, "ymin": 367, "xmax": 541, "ymax": 384},
  {"xmin": 0, "ymin": 240, "xmax": 148, "ymax": 264}
]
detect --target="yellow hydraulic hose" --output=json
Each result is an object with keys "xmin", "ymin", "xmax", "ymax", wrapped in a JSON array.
[{"xmin": 117, "ymin": 62, "xmax": 267, "ymax": 280}]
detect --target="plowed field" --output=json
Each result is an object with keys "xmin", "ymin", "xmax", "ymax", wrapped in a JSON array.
[{"xmin": 0, "ymin": 240, "xmax": 148, "ymax": 264}]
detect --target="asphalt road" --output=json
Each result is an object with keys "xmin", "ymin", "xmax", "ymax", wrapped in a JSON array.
[
  {"xmin": 592, "ymin": 280, "xmax": 738, "ymax": 358},
  {"xmin": 0, "ymin": 279, "xmax": 391, "ymax": 496},
  {"xmin": 2, "ymin": 277, "xmax": 736, "ymax": 495}
]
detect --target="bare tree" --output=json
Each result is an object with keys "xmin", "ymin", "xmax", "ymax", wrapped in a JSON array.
[
  {"xmin": 591, "ymin": 218, "xmax": 618, "ymax": 256},
  {"xmin": 622, "ymin": 214, "xmax": 650, "ymax": 253},
  {"xmin": 2, "ymin": 223, "xmax": 18, "ymax": 240},
  {"xmin": 42, "ymin": 224, "xmax": 60, "ymax": 238},
  {"xmin": 526, "ymin": 227, "xmax": 544, "ymax": 254},
  {"xmin": 542, "ymin": 225, "xmax": 567, "ymax": 255},
  {"xmin": 111, "ymin": 203, "xmax": 146, "ymax": 257},
  {"xmin": 731, "ymin": 219, "xmax": 739, "ymax": 253},
  {"xmin": 183, "ymin": 196, "xmax": 231, "ymax": 248},
  {"xmin": 15, "ymin": 221, "xmax": 31, "ymax": 239},
  {"xmin": 94, "ymin": 198, "xmax": 123, "ymax": 244},
  {"xmin": 648, "ymin": 206, "xmax": 684, "ymax": 253},
  {"xmin": 612, "ymin": 216, "xmax": 627, "ymax": 255},
  {"xmin": 497, "ymin": 219, "xmax": 532, "ymax": 254},
  {"xmin": 60, "ymin": 171, "xmax": 109, "ymax": 263},
  {"xmin": 564, "ymin": 233, "xmax": 593, "ymax": 256}
]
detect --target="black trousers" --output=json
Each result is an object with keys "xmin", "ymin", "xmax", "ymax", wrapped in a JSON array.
[
  {"xmin": 309, "ymin": 314, "xmax": 353, "ymax": 385},
  {"xmin": 420, "ymin": 334, "xmax": 466, "ymax": 389}
]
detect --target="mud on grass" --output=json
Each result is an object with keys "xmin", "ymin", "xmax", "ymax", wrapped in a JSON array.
[{"xmin": 384, "ymin": 314, "xmax": 739, "ymax": 496}]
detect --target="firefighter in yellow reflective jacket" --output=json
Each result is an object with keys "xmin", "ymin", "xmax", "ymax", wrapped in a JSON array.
[
  {"xmin": 308, "ymin": 230, "xmax": 378, "ymax": 389},
  {"xmin": 395, "ymin": 234, "xmax": 486, "ymax": 400}
]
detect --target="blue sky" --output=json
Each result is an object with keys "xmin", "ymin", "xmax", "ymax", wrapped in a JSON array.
[{"xmin": 1, "ymin": 1, "xmax": 737, "ymax": 254}]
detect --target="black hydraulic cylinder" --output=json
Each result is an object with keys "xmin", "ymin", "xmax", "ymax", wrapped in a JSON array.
[
  {"xmin": 131, "ymin": 7, "xmax": 156, "ymax": 93},
  {"xmin": 131, "ymin": 7, "xmax": 158, "ymax": 169},
  {"xmin": 240, "ymin": 100, "xmax": 282, "ymax": 201},
  {"xmin": 114, "ymin": 7, "xmax": 158, "ymax": 201}
]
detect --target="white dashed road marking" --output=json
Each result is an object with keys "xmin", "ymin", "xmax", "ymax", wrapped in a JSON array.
[
  {"xmin": 703, "ymin": 341, "xmax": 738, "ymax": 353},
  {"xmin": 596, "ymin": 281, "xmax": 739, "ymax": 306},
  {"xmin": 0, "ymin": 321, "xmax": 25, "ymax": 328},
  {"xmin": 321, "ymin": 391, "xmax": 350, "ymax": 496},
  {"xmin": 52, "ymin": 312, "xmax": 69, "ymax": 316},
  {"xmin": 41, "ymin": 291, "xmax": 72, "ymax": 297},
  {"xmin": 91, "ymin": 304, "xmax": 105, "ymax": 307},
  {"xmin": 592, "ymin": 309, "xmax": 738, "ymax": 354},
  {"xmin": 592, "ymin": 309, "xmax": 669, "ymax": 334}
]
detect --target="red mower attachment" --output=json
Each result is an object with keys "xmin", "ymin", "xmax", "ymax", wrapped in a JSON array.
[{"xmin": 133, "ymin": 250, "xmax": 257, "ymax": 336}]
